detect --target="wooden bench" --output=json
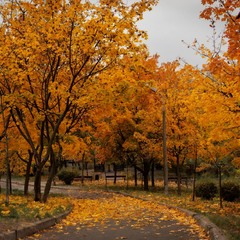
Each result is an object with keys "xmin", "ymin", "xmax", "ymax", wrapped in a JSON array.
[
  {"xmin": 168, "ymin": 176, "xmax": 190, "ymax": 187},
  {"xmin": 105, "ymin": 175, "xmax": 126, "ymax": 181},
  {"xmin": 74, "ymin": 176, "xmax": 93, "ymax": 181}
]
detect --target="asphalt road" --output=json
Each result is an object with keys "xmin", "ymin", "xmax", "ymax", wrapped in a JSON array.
[{"xmin": 23, "ymin": 219, "xmax": 204, "ymax": 240}]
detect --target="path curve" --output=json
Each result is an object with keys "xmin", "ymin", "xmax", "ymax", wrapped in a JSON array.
[
  {"xmin": 22, "ymin": 184, "xmax": 209, "ymax": 240},
  {"xmin": 1, "ymin": 180, "xmax": 224, "ymax": 240}
]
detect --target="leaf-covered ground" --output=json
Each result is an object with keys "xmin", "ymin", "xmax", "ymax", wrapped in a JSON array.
[
  {"xmin": 20, "ymin": 190, "xmax": 210, "ymax": 240},
  {"xmin": 60, "ymin": 194, "xmax": 209, "ymax": 239},
  {"xmin": 2, "ymin": 178, "xmax": 240, "ymax": 239},
  {"xmin": 1, "ymin": 190, "xmax": 210, "ymax": 240},
  {"xmin": 117, "ymin": 188, "xmax": 240, "ymax": 240}
]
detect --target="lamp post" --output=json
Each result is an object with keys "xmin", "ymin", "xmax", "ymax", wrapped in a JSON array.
[
  {"xmin": 150, "ymin": 87, "xmax": 168, "ymax": 194},
  {"xmin": 162, "ymin": 102, "xmax": 168, "ymax": 194}
]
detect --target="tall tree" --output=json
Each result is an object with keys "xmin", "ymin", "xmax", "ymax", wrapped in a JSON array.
[
  {"xmin": 199, "ymin": 0, "xmax": 240, "ymax": 168},
  {"xmin": 91, "ymin": 54, "xmax": 162, "ymax": 191}
]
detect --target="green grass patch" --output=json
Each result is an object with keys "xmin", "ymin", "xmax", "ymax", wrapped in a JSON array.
[{"xmin": 207, "ymin": 214, "xmax": 240, "ymax": 240}]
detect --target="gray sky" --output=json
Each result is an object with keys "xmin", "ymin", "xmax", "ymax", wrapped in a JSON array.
[{"xmin": 136, "ymin": 0, "xmax": 225, "ymax": 66}]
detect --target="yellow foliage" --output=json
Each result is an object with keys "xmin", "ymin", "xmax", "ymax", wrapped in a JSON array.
[{"xmin": 232, "ymin": 157, "xmax": 240, "ymax": 169}]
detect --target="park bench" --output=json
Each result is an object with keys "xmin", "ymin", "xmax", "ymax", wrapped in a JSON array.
[
  {"xmin": 168, "ymin": 175, "xmax": 190, "ymax": 187},
  {"xmin": 105, "ymin": 175, "xmax": 126, "ymax": 182},
  {"xmin": 168, "ymin": 176, "xmax": 188, "ymax": 182},
  {"xmin": 74, "ymin": 176, "xmax": 93, "ymax": 181},
  {"xmin": 168, "ymin": 175, "xmax": 191, "ymax": 188}
]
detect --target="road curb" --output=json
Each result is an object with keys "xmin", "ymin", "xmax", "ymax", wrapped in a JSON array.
[
  {"xmin": 174, "ymin": 207, "xmax": 226, "ymax": 240},
  {"xmin": 109, "ymin": 190, "xmax": 227, "ymax": 240},
  {"xmin": 0, "ymin": 209, "xmax": 71, "ymax": 240}
]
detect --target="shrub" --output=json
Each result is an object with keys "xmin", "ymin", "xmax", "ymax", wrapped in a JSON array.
[
  {"xmin": 196, "ymin": 182, "xmax": 218, "ymax": 200},
  {"xmin": 57, "ymin": 169, "xmax": 78, "ymax": 185},
  {"xmin": 221, "ymin": 182, "xmax": 240, "ymax": 202}
]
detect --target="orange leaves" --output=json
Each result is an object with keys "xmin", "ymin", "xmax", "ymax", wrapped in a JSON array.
[
  {"xmin": 88, "ymin": 54, "xmax": 162, "ymax": 164},
  {"xmin": 232, "ymin": 157, "xmax": 240, "ymax": 168},
  {"xmin": 200, "ymin": 0, "xmax": 240, "ymax": 59},
  {"xmin": 59, "ymin": 193, "xmax": 208, "ymax": 239}
]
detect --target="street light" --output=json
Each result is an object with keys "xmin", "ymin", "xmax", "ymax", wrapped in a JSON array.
[{"xmin": 150, "ymin": 87, "xmax": 168, "ymax": 195}]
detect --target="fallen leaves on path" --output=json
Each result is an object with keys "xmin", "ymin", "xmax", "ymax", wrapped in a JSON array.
[{"xmin": 57, "ymin": 193, "xmax": 209, "ymax": 239}]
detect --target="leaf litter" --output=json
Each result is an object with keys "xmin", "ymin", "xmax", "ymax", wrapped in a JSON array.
[{"xmin": 56, "ymin": 193, "xmax": 210, "ymax": 239}]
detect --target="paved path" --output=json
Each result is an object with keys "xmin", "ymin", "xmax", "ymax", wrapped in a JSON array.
[
  {"xmin": 1, "ymin": 180, "xmax": 210, "ymax": 240},
  {"xmin": 23, "ymin": 219, "xmax": 204, "ymax": 240}
]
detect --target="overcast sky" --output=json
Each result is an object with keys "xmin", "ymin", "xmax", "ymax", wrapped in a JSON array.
[{"xmin": 136, "ymin": 0, "xmax": 225, "ymax": 66}]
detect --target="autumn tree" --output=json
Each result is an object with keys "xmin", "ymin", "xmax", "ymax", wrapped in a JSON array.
[
  {"xmin": 90, "ymin": 54, "xmax": 163, "ymax": 190},
  {"xmin": 181, "ymin": 0, "xmax": 240, "ymax": 177},
  {"xmin": 198, "ymin": 0, "xmax": 240, "ymax": 169},
  {"xmin": 0, "ymin": 0, "xmax": 158, "ymax": 202},
  {"xmin": 147, "ymin": 61, "xmax": 203, "ymax": 195},
  {"xmin": 181, "ymin": 0, "xmax": 240, "ymax": 203}
]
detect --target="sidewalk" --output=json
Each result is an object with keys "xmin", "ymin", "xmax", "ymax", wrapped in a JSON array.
[{"xmin": 0, "ymin": 179, "xmax": 226, "ymax": 240}]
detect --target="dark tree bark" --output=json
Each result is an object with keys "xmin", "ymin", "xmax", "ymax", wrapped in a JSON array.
[
  {"xmin": 192, "ymin": 146, "xmax": 198, "ymax": 201},
  {"xmin": 114, "ymin": 164, "xmax": 117, "ymax": 184},
  {"xmin": 34, "ymin": 168, "xmax": 42, "ymax": 202},
  {"xmin": 176, "ymin": 155, "xmax": 181, "ymax": 195},
  {"xmin": 134, "ymin": 166, "xmax": 138, "ymax": 187},
  {"xmin": 17, "ymin": 150, "xmax": 34, "ymax": 196},
  {"xmin": 43, "ymin": 154, "xmax": 57, "ymax": 203},
  {"xmin": 218, "ymin": 163, "xmax": 223, "ymax": 209},
  {"xmin": 143, "ymin": 162, "xmax": 151, "ymax": 191},
  {"xmin": 151, "ymin": 162, "xmax": 155, "ymax": 188},
  {"xmin": 24, "ymin": 151, "xmax": 33, "ymax": 196}
]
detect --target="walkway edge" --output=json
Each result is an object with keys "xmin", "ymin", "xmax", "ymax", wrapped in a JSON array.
[
  {"xmin": 109, "ymin": 190, "xmax": 227, "ymax": 240},
  {"xmin": 0, "ymin": 209, "xmax": 72, "ymax": 240}
]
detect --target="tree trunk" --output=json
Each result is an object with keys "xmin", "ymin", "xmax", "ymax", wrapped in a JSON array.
[
  {"xmin": 34, "ymin": 169, "xmax": 42, "ymax": 202},
  {"xmin": 143, "ymin": 171, "xmax": 149, "ymax": 191},
  {"xmin": 176, "ymin": 155, "xmax": 181, "ymax": 195},
  {"xmin": 192, "ymin": 147, "xmax": 197, "ymax": 201},
  {"xmin": 151, "ymin": 162, "xmax": 155, "ymax": 188},
  {"xmin": 81, "ymin": 152, "xmax": 85, "ymax": 186},
  {"xmin": 134, "ymin": 166, "xmax": 137, "ymax": 187},
  {"xmin": 43, "ymin": 171, "xmax": 53, "ymax": 203},
  {"xmin": 162, "ymin": 105, "xmax": 168, "ymax": 195},
  {"xmin": 114, "ymin": 164, "xmax": 117, "ymax": 184},
  {"xmin": 24, "ymin": 163, "xmax": 31, "ymax": 196},
  {"xmin": 126, "ymin": 160, "xmax": 129, "ymax": 190},
  {"xmin": 218, "ymin": 164, "xmax": 223, "ymax": 209},
  {"xmin": 143, "ymin": 162, "xmax": 150, "ymax": 191},
  {"xmin": 24, "ymin": 150, "xmax": 33, "ymax": 196},
  {"xmin": 43, "ymin": 162, "xmax": 57, "ymax": 203},
  {"xmin": 5, "ymin": 135, "xmax": 10, "ymax": 205},
  {"xmin": 0, "ymin": 99, "xmax": 11, "ymax": 204},
  {"xmin": 8, "ymin": 167, "xmax": 12, "ymax": 195},
  {"xmin": 85, "ymin": 162, "xmax": 88, "ymax": 176}
]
